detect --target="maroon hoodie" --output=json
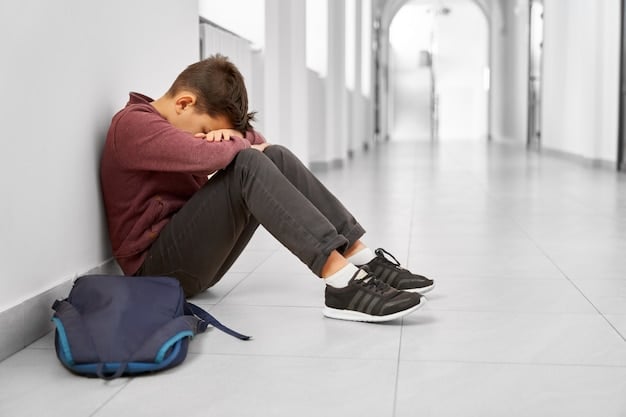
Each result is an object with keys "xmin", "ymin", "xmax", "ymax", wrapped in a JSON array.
[{"xmin": 100, "ymin": 92, "xmax": 265, "ymax": 275}]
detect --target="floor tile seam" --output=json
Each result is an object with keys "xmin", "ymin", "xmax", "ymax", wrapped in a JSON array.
[
  {"xmin": 396, "ymin": 358, "xmax": 626, "ymax": 369},
  {"xmin": 417, "ymin": 308, "xmax": 610, "ymax": 317},
  {"xmin": 410, "ymin": 228, "xmax": 545, "ymax": 238},
  {"xmin": 392, "ymin": 318, "xmax": 406, "ymax": 417},
  {"xmin": 251, "ymin": 304, "xmax": 609, "ymax": 318},
  {"xmin": 166, "ymin": 308, "xmax": 625, "ymax": 333},
  {"xmin": 205, "ymin": 282, "xmax": 249, "ymax": 307},
  {"xmin": 466, "ymin": 152, "xmax": 551, "ymax": 241},
  {"xmin": 435, "ymin": 276, "xmax": 577, "ymax": 281},
  {"xmin": 453, "ymin": 149, "xmax": 506, "ymax": 203},
  {"xmin": 22, "ymin": 345, "xmax": 54, "ymax": 351},
  {"xmin": 213, "ymin": 254, "xmax": 276, "ymax": 306},
  {"xmin": 562, "ymin": 187, "xmax": 626, "ymax": 214},
  {"xmin": 423, "ymin": 307, "xmax": 603, "ymax": 315},
  {"xmin": 502, "ymin": 214, "xmax": 626, "ymax": 342},
  {"xmin": 568, "ymin": 277, "xmax": 626, "ymax": 282},
  {"xmin": 187, "ymin": 351, "xmax": 400, "ymax": 362},
  {"xmin": 210, "ymin": 303, "xmax": 322, "ymax": 310},
  {"xmin": 507, "ymin": 213, "xmax": 585, "ymax": 260},
  {"xmin": 408, "ymin": 250, "xmax": 549, "ymax": 257},
  {"xmin": 605, "ymin": 321, "xmax": 626, "ymax": 342},
  {"xmin": 537, "ymin": 256, "xmax": 626, "ymax": 342},
  {"xmin": 88, "ymin": 378, "xmax": 134, "ymax": 417},
  {"xmin": 407, "ymin": 234, "xmax": 537, "ymax": 241},
  {"xmin": 237, "ymin": 271, "xmax": 316, "ymax": 277}
]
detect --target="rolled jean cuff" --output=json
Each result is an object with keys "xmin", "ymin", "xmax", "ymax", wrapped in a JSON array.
[
  {"xmin": 341, "ymin": 223, "xmax": 366, "ymax": 253},
  {"xmin": 309, "ymin": 235, "xmax": 351, "ymax": 276}
]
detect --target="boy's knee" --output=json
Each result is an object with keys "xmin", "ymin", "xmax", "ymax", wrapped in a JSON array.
[
  {"xmin": 263, "ymin": 144, "xmax": 285, "ymax": 155},
  {"xmin": 233, "ymin": 147, "xmax": 269, "ymax": 171},
  {"xmin": 263, "ymin": 144, "xmax": 291, "ymax": 162},
  {"xmin": 233, "ymin": 145, "xmax": 293, "ymax": 174},
  {"xmin": 236, "ymin": 147, "xmax": 262, "ymax": 161}
]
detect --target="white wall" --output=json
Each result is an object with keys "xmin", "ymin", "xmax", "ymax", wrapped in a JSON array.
[
  {"xmin": 492, "ymin": 0, "xmax": 621, "ymax": 165},
  {"xmin": 542, "ymin": 0, "xmax": 620, "ymax": 163},
  {"xmin": 0, "ymin": 0, "xmax": 199, "ymax": 312}
]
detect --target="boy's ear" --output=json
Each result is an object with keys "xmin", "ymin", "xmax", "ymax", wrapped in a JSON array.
[{"xmin": 174, "ymin": 94, "xmax": 196, "ymax": 113}]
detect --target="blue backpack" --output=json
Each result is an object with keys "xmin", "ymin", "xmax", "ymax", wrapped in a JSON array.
[{"xmin": 51, "ymin": 275, "xmax": 250, "ymax": 379}]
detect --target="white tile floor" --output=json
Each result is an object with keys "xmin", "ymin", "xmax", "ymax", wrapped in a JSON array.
[{"xmin": 2, "ymin": 140, "xmax": 626, "ymax": 417}]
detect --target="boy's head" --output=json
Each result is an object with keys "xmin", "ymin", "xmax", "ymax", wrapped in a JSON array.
[{"xmin": 165, "ymin": 54, "xmax": 255, "ymax": 134}]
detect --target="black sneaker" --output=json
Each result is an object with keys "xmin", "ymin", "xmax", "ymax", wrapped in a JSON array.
[
  {"xmin": 323, "ymin": 267, "xmax": 424, "ymax": 322},
  {"xmin": 362, "ymin": 248, "xmax": 435, "ymax": 294}
]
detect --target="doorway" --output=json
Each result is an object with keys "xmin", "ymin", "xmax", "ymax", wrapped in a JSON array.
[{"xmin": 387, "ymin": 0, "xmax": 488, "ymax": 142}]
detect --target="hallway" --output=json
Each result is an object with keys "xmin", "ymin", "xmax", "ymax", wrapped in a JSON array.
[{"xmin": 2, "ymin": 141, "xmax": 626, "ymax": 416}]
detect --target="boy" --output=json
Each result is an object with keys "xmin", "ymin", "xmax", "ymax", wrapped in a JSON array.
[{"xmin": 100, "ymin": 54, "xmax": 434, "ymax": 323}]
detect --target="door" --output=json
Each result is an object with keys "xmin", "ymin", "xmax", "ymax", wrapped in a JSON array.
[
  {"xmin": 618, "ymin": 0, "xmax": 626, "ymax": 170},
  {"xmin": 527, "ymin": 0, "xmax": 544, "ymax": 149}
]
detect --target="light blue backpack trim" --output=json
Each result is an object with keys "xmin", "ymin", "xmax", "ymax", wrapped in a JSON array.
[
  {"xmin": 51, "ymin": 317, "xmax": 74, "ymax": 365},
  {"xmin": 155, "ymin": 330, "xmax": 194, "ymax": 363},
  {"xmin": 58, "ymin": 333, "xmax": 193, "ymax": 376}
]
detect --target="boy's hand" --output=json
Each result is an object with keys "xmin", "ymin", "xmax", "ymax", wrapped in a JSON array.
[{"xmin": 194, "ymin": 129, "xmax": 242, "ymax": 142}]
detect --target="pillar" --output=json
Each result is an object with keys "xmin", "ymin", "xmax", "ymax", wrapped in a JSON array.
[{"xmin": 264, "ymin": 0, "xmax": 309, "ymax": 164}]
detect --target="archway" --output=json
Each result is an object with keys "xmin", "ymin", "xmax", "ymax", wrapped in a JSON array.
[{"xmin": 379, "ymin": 0, "xmax": 492, "ymax": 142}]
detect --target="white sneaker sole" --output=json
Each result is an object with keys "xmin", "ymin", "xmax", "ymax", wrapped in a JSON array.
[
  {"xmin": 323, "ymin": 298, "xmax": 426, "ymax": 323},
  {"xmin": 404, "ymin": 282, "xmax": 435, "ymax": 294}
]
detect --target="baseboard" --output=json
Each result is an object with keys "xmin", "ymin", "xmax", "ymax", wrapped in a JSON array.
[
  {"xmin": 0, "ymin": 258, "xmax": 122, "ymax": 362},
  {"xmin": 310, "ymin": 158, "xmax": 345, "ymax": 172},
  {"xmin": 490, "ymin": 137, "xmax": 618, "ymax": 171},
  {"xmin": 535, "ymin": 146, "xmax": 616, "ymax": 171}
]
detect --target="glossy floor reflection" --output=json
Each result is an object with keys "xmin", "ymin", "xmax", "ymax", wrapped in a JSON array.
[{"xmin": 2, "ymin": 141, "xmax": 626, "ymax": 417}]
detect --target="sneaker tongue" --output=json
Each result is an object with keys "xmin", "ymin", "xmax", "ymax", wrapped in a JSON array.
[{"xmin": 354, "ymin": 268, "xmax": 370, "ymax": 281}]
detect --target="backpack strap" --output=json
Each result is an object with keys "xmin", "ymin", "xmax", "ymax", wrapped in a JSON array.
[
  {"xmin": 130, "ymin": 315, "xmax": 199, "ymax": 362},
  {"xmin": 185, "ymin": 302, "xmax": 251, "ymax": 340},
  {"xmin": 96, "ymin": 362, "xmax": 127, "ymax": 380}
]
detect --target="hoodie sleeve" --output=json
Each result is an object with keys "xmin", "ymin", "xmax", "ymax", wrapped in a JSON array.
[
  {"xmin": 111, "ymin": 104, "xmax": 250, "ymax": 176},
  {"xmin": 244, "ymin": 129, "xmax": 267, "ymax": 145}
]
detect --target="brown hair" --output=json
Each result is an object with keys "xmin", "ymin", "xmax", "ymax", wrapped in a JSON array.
[{"xmin": 166, "ymin": 54, "xmax": 255, "ymax": 134}]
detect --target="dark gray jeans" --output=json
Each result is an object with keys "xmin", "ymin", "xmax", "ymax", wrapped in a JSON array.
[{"xmin": 136, "ymin": 145, "xmax": 365, "ymax": 297}]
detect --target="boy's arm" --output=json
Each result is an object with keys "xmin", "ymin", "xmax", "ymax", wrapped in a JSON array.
[
  {"xmin": 244, "ymin": 130, "xmax": 267, "ymax": 145},
  {"xmin": 112, "ymin": 106, "xmax": 250, "ymax": 175}
]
